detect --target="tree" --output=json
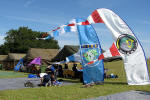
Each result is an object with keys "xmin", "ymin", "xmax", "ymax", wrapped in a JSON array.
[{"xmin": 0, "ymin": 27, "xmax": 59, "ymax": 54}]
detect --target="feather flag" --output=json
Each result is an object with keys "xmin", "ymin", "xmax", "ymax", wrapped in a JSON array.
[
  {"xmin": 47, "ymin": 18, "xmax": 104, "ymax": 84},
  {"xmin": 76, "ymin": 18, "xmax": 104, "ymax": 84},
  {"xmin": 86, "ymin": 8, "xmax": 150, "ymax": 85},
  {"xmin": 14, "ymin": 58, "xmax": 23, "ymax": 71}
]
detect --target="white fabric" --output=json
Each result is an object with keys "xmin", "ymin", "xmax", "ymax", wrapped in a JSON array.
[
  {"xmin": 103, "ymin": 49, "xmax": 112, "ymax": 58},
  {"xmin": 98, "ymin": 8, "xmax": 150, "ymax": 85},
  {"xmin": 60, "ymin": 26, "xmax": 66, "ymax": 34},
  {"xmin": 87, "ymin": 15, "xmax": 95, "ymax": 24},
  {"xmin": 40, "ymin": 73, "xmax": 47, "ymax": 78},
  {"xmin": 69, "ymin": 19, "xmax": 77, "ymax": 32}
]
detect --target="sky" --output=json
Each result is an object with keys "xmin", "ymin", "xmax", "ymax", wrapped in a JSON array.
[{"xmin": 0, "ymin": 0, "xmax": 150, "ymax": 58}]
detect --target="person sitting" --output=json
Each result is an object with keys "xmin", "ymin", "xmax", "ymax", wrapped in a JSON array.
[{"xmin": 39, "ymin": 68, "xmax": 51, "ymax": 86}]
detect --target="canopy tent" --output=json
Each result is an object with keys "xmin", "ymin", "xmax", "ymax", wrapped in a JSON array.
[{"xmin": 51, "ymin": 45, "xmax": 79, "ymax": 62}]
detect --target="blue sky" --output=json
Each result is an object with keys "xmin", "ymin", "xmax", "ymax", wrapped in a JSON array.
[{"xmin": 0, "ymin": 0, "xmax": 150, "ymax": 57}]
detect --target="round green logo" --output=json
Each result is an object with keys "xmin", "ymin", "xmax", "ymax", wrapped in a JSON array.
[
  {"xmin": 116, "ymin": 34, "xmax": 138, "ymax": 54},
  {"xmin": 83, "ymin": 49, "xmax": 98, "ymax": 62}
]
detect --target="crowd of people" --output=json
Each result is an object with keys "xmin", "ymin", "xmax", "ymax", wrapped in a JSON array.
[
  {"xmin": 35, "ymin": 63, "xmax": 82, "ymax": 87},
  {"xmin": 25, "ymin": 63, "xmax": 119, "ymax": 87}
]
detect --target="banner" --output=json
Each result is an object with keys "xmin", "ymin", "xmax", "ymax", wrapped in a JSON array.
[
  {"xmin": 94, "ymin": 8, "xmax": 150, "ymax": 85},
  {"xmin": 41, "ymin": 19, "xmax": 77, "ymax": 40},
  {"xmin": 14, "ymin": 58, "xmax": 23, "ymax": 71},
  {"xmin": 76, "ymin": 18, "xmax": 104, "ymax": 84}
]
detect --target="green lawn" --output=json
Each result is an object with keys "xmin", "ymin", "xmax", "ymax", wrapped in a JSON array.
[
  {"xmin": 0, "ymin": 60, "xmax": 150, "ymax": 100},
  {"xmin": 0, "ymin": 70, "xmax": 28, "ymax": 79}
]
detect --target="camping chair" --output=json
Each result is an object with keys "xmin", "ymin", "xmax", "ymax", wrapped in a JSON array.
[{"xmin": 24, "ymin": 74, "xmax": 40, "ymax": 88}]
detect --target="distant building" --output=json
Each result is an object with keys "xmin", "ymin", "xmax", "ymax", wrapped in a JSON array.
[
  {"xmin": 25, "ymin": 48, "xmax": 59, "ymax": 65},
  {"xmin": 0, "ymin": 53, "xmax": 26, "ymax": 70},
  {"xmin": 0, "ymin": 55, "xmax": 8, "ymax": 69}
]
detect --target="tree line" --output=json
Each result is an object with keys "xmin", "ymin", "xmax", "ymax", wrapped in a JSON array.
[{"xmin": 0, "ymin": 27, "xmax": 60, "ymax": 54}]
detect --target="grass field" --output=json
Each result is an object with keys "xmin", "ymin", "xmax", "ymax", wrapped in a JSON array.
[
  {"xmin": 0, "ymin": 70, "xmax": 28, "ymax": 79},
  {"xmin": 0, "ymin": 60, "xmax": 150, "ymax": 100}
]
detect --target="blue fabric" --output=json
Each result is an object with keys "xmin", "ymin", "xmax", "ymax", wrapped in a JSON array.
[
  {"xmin": 45, "ymin": 23, "xmax": 74, "ymax": 40},
  {"xmin": 28, "ymin": 74, "xmax": 38, "ymax": 78},
  {"xmin": 14, "ymin": 58, "xmax": 23, "ymax": 71},
  {"xmin": 45, "ymin": 35, "xmax": 52, "ymax": 40},
  {"xmin": 53, "ymin": 30, "xmax": 59, "ymax": 37},
  {"xmin": 67, "ymin": 51, "xmax": 81, "ymax": 62},
  {"xmin": 64, "ymin": 25, "xmax": 71, "ymax": 32},
  {"xmin": 50, "ymin": 65, "xmax": 55, "ymax": 72},
  {"xmin": 76, "ymin": 18, "xmax": 104, "ymax": 84}
]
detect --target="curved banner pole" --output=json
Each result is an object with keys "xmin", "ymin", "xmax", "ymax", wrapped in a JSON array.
[{"xmin": 94, "ymin": 8, "xmax": 149, "ymax": 85}]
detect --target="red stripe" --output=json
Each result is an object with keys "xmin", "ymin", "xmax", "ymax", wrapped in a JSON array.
[
  {"xmin": 110, "ymin": 43, "xmax": 120, "ymax": 56},
  {"xmin": 98, "ymin": 54, "xmax": 104, "ymax": 60},
  {"xmin": 82, "ymin": 20, "xmax": 90, "ymax": 25},
  {"xmin": 87, "ymin": 61, "xmax": 94, "ymax": 65},
  {"xmin": 52, "ymin": 27, "xmax": 60, "ymax": 31},
  {"xmin": 68, "ymin": 24, "xmax": 75, "ymax": 26},
  {"xmin": 91, "ymin": 10, "xmax": 104, "ymax": 23}
]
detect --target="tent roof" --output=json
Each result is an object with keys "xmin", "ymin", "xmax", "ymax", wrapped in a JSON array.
[
  {"xmin": 52, "ymin": 45, "xmax": 106, "ymax": 62},
  {"xmin": 103, "ymin": 56, "xmax": 122, "ymax": 62},
  {"xmin": 52, "ymin": 45, "xmax": 79, "ymax": 62},
  {"xmin": 26, "ymin": 48, "xmax": 59, "ymax": 61},
  {"xmin": 0, "ymin": 55, "xmax": 8, "ymax": 61},
  {"xmin": 8, "ymin": 53, "xmax": 26, "ymax": 60}
]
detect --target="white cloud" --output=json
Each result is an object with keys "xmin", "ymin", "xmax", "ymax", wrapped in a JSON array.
[
  {"xmin": 0, "ymin": 35, "xmax": 5, "ymax": 45},
  {"xmin": 142, "ymin": 21, "xmax": 150, "ymax": 25},
  {"xmin": 77, "ymin": 0, "xmax": 94, "ymax": 8},
  {"xmin": 4, "ymin": 15, "xmax": 50, "ymax": 25},
  {"xmin": 24, "ymin": 0, "xmax": 35, "ymax": 7},
  {"xmin": 56, "ymin": 32, "xmax": 79, "ymax": 48},
  {"xmin": 137, "ymin": 20, "xmax": 150, "ymax": 25},
  {"xmin": 140, "ymin": 40, "xmax": 150, "ymax": 44},
  {"xmin": 3, "ymin": 15, "xmax": 65, "ymax": 26}
]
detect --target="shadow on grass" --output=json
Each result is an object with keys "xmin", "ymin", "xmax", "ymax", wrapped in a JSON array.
[
  {"xmin": 135, "ymin": 90, "xmax": 150, "ymax": 95},
  {"xmin": 58, "ymin": 78, "xmax": 81, "ymax": 83},
  {"xmin": 104, "ymin": 81, "xmax": 127, "ymax": 85}
]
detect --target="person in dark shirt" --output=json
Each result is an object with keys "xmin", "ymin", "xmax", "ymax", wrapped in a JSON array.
[
  {"xmin": 40, "ymin": 68, "xmax": 51, "ymax": 86},
  {"xmin": 72, "ymin": 63, "xmax": 78, "ymax": 78},
  {"xmin": 64, "ymin": 64, "xmax": 68, "ymax": 69},
  {"xmin": 58, "ymin": 65, "xmax": 63, "ymax": 77}
]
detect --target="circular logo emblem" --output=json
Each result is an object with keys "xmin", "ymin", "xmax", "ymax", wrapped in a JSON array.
[
  {"xmin": 83, "ymin": 49, "xmax": 98, "ymax": 62},
  {"xmin": 116, "ymin": 34, "xmax": 138, "ymax": 54}
]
